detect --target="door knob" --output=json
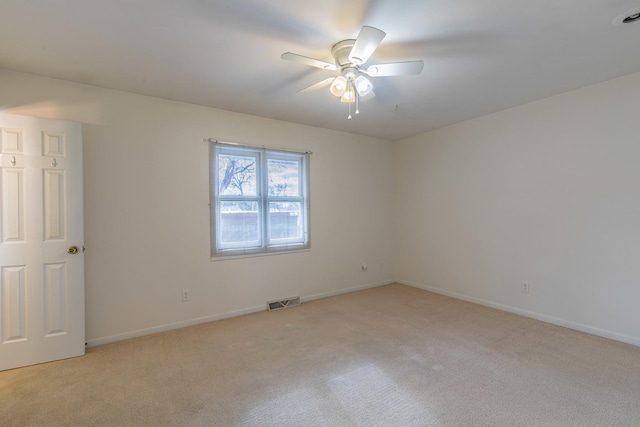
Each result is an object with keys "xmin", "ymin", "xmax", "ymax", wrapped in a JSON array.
[{"xmin": 67, "ymin": 246, "xmax": 79, "ymax": 254}]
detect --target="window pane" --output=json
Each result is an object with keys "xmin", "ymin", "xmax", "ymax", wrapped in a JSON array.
[
  {"xmin": 218, "ymin": 154, "xmax": 257, "ymax": 196},
  {"xmin": 219, "ymin": 201, "xmax": 260, "ymax": 246},
  {"xmin": 268, "ymin": 158, "xmax": 300, "ymax": 197},
  {"xmin": 269, "ymin": 202, "xmax": 302, "ymax": 241}
]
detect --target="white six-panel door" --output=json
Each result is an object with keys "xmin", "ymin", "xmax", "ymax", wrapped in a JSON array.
[{"xmin": 0, "ymin": 113, "xmax": 84, "ymax": 371}]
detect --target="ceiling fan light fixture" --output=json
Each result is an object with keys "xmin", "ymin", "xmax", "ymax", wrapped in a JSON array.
[
  {"xmin": 330, "ymin": 76, "xmax": 347, "ymax": 97},
  {"xmin": 355, "ymin": 75, "xmax": 373, "ymax": 96}
]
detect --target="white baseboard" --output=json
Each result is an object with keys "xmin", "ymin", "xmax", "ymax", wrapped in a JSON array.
[
  {"xmin": 397, "ymin": 279, "xmax": 640, "ymax": 348},
  {"xmin": 86, "ymin": 304, "xmax": 265, "ymax": 347},
  {"xmin": 86, "ymin": 280, "xmax": 394, "ymax": 348},
  {"xmin": 301, "ymin": 279, "xmax": 394, "ymax": 303}
]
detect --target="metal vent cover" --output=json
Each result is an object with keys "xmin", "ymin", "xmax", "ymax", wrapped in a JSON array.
[{"xmin": 267, "ymin": 296, "xmax": 301, "ymax": 311}]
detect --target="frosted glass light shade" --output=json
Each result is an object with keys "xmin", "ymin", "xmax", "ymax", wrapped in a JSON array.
[
  {"xmin": 340, "ymin": 86, "xmax": 356, "ymax": 103},
  {"xmin": 355, "ymin": 75, "xmax": 373, "ymax": 96},
  {"xmin": 330, "ymin": 76, "xmax": 347, "ymax": 97}
]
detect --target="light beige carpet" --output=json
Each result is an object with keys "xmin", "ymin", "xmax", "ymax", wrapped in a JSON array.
[{"xmin": 1, "ymin": 283, "xmax": 639, "ymax": 426}]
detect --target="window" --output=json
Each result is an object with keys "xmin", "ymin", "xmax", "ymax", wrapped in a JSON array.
[{"xmin": 210, "ymin": 141, "xmax": 310, "ymax": 258}]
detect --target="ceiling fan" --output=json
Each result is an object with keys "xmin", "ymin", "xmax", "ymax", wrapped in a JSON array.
[{"xmin": 281, "ymin": 26, "xmax": 424, "ymax": 118}]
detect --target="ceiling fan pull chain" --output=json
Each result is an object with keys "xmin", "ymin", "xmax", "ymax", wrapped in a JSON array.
[{"xmin": 355, "ymin": 91, "xmax": 360, "ymax": 115}]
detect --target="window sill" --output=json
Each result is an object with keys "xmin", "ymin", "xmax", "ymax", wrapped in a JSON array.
[{"xmin": 210, "ymin": 248, "xmax": 311, "ymax": 262}]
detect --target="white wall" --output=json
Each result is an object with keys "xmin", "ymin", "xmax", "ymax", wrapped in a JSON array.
[
  {"xmin": 0, "ymin": 69, "xmax": 396, "ymax": 345},
  {"xmin": 395, "ymin": 71, "xmax": 640, "ymax": 346},
  {"xmin": 4, "ymin": 66, "xmax": 639, "ymax": 348}
]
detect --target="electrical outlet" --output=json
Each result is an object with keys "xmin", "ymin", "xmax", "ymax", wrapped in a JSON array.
[
  {"xmin": 361, "ymin": 262, "xmax": 368, "ymax": 272},
  {"xmin": 521, "ymin": 282, "xmax": 530, "ymax": 293},
  {"xmin": 182, "ymin": 289, "xmax": 190, "ymax": 302}
]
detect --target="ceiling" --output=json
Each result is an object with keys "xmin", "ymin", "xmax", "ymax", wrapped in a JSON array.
[{"xmin": 1, "ymin": 0, "xmax": 640, "ymax": 140}]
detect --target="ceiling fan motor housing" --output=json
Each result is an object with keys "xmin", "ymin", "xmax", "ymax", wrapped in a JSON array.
[{"xmin": 331, "ymin": 39, "xmax": 357, "ymax": 68}]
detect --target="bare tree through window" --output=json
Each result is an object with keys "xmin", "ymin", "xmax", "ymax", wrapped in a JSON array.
[{"xmin": 219, "ymin": 156, "xmax": 255, "ymax": 195}]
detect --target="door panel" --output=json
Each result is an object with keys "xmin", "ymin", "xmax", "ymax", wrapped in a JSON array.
[
  {"xmin": 1, "ymin": 265, "xmax": 26, "ymax": 343},
  {"xmin": 43, "ymin": 169, "xmax": 66, "ymax": 240},
  {"xmin": 2, "ymin": 167, "xmax": 25, "ymax": 242},
  {"xmin": 43, "ymin": 263, "xmax": 68, "ymax": 336},
  {"xmin": 0, "ymin": 113, "xmax": 84, "ymax": 371}
]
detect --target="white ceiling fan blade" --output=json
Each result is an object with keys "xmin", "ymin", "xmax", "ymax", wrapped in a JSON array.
[
  {"xmin": 348, "ymin": 26, "xmax": 386, "ymax": 65},
  {"xmin": 281, "ymin": 52, "xmax": 337, "ymax": 71},
  {"xmin": 298, "ymin": 78, "xmax": 336, "ymax": 93},
  {"xmin": 365, "ymin": 60, "xmax": 424, "ymax": 77}
]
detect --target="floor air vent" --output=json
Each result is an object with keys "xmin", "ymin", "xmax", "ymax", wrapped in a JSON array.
[{"xmin": 267, "ymin": 296, "xmax": 301, "ymax": 311}]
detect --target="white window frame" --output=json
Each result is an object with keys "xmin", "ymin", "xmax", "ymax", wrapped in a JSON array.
[{"xmin": 210, "ymin": 141, "xmax": 310, "ymax": 258}]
